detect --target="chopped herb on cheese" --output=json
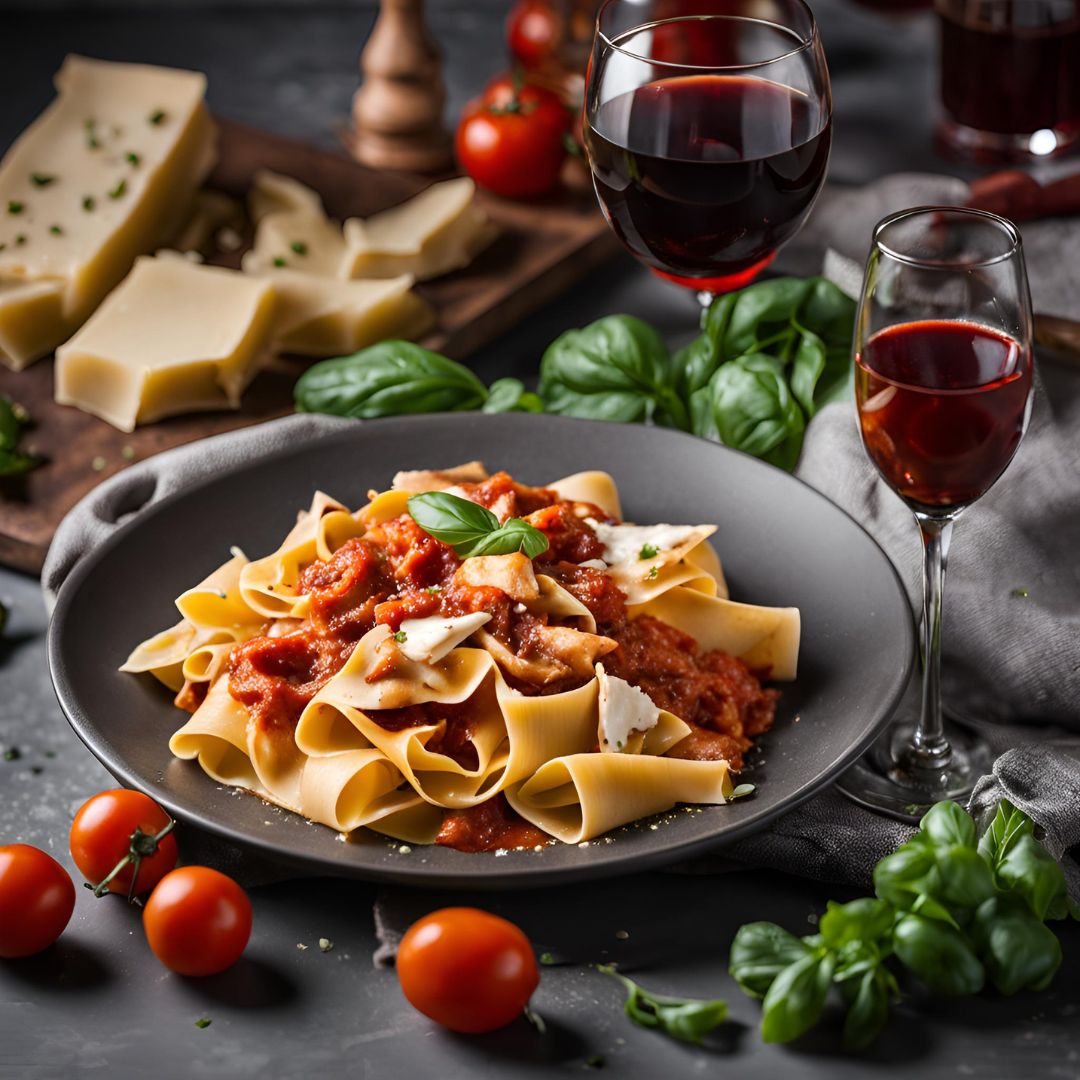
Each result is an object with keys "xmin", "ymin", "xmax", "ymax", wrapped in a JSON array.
[
  {"xmin": 108, "ymin": 178, "xmax": 127, "ymax": 200},
  {"xmin": 30, "ymin": 174, "xmax": 56, "ymax": 188}
]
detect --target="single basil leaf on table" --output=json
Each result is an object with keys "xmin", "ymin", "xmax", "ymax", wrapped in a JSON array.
[
  {"xmin": 539, "ymin": 314, "xmax": 690, "ymax": 430},
  {"xmin": 994, "ymin": 832, "xmax": 1070, "ymax": 921},
  {"xmin": 760, "ymin": 949, "xmax": 836, "ymax": 1043},
  {"xmin": 294, "ymin": 341, "xmax": 488, "ymax": 418},
  {"xmin": 482, "ymin": 377, "xmax": 544, "ymax": 414},
  {"xmin": 689, "ymin": 353, "xmax": 805, "ymax": 472},
  {"xmin": 972, "ymin": 896, "xmax": 1063, "ymax": 995},
  {"xmin": 892, "ymin": 913, "xmax": 985, "ymax": 996},
  {"xmin": 818, "ymin": 898, "xmax": 895, "ymax": 951},
  {"xmin": 976, "ymin": 798, "xmax": 1034, "ymax": 870},
  {"xmin": 729, "ymin": 921, "xmax": 813, "ymax": 997},
  {"xmin": 597, "ymin": 965, "xmax": 727, "ymax": 1044}
]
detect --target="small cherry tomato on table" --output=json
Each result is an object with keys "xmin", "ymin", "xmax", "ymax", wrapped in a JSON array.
[
  {"xmin": 396, "ymin": 906, "xmax": 540, "ymax": 1033},
  {"xmin": 70, "ymin": 788, "xmax": 178, "ymax": 899},
  {"xmin": 143, "ymin": 866, "xmax": 252, "ymax": 977},
  {"xmin": 456, "ymin": 75, "xmax": 571, "ymax": 199},
  {"xmin": 506, "ymin": 0, "xmax": 562, "ymax": 70},
  {"xmin": 0, "ymin": 844, "xmax": 75, "ymax": 959}
]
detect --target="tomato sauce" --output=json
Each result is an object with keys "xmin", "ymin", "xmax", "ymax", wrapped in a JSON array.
[{"xmin": 435, "ymin": 794, "xmax": 550, "ymax": 852}]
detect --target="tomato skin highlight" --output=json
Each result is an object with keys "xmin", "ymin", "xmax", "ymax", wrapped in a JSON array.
[
  {"xmin": 396, "ymin": 907, "xmax": 540, "ymax": 1034},
  {"xmin": 70, "ymin": 789, "xmax": 178, "ymax": 896},
  {"xmin": 506, "ymin": 0, "xmax": 561, "ymax": 70},
  {"xmin": 0, "ymin": 844, "xmax": 76, "ymax": 959},
  {"xmin": 456, "ymin": 77, "xmax": 570, "ymax": 199},
  {"xmin": 143, "ymin": 866, "xmax": 252, "ymax": 977}
]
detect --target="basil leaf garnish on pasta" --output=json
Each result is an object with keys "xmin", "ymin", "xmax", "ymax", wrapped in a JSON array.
[{"xmin": 407, "ymin": 491, "xmax": 549, "ymax": 559}]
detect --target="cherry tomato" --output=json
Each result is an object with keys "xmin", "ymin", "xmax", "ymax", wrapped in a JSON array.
[
  {"xmin": 506, "ymin": 0, "xmax": 562, "ymax": 70},
  {"xmin": 70, "ymin": 789, "xmax": 178, "ymax": 897},
  {"xmin": 456, "ymin": 77, "xmax": 570, "ymax": 199},
  {"xmin": 397, "ymin": 907, "xmax": 539, "ymax": 1033},
  {"xmin": 143, "ymin": 866, "xmax": 252, "ymax": 977},
  {"xmin": 0, "ymin": 844, "xmax": 76, "ymax": 959}
]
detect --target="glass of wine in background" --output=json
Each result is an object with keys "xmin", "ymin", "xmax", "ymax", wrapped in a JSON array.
[
  {"xmin": 584, "ymin": 0, "xmax": 832, "ymax": 308},
  {"xmin": 837, "ymin": 207, "xmax": 1035, "ymax": 819}
]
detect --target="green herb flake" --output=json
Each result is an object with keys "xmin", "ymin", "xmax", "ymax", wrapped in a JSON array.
[
  {"xmin": 272, "ymin": 256, "xmax": 287, "ymax": 268},
  {"xmin": 108, "ymin": 179, "xmax": 127, "ymax": 200},
  {"xmin": 148, "ymin": 110, "xmax": 167, "ymax": 126},
  {"xmin": 290, "ymin": 241, "xmax": 308, "ymax": 256},
  {"xmin": 539, "ymin": 951, "xmax": 555, "ymax": 965},
  {"xmin": 585, "ymin": 1055, "xmax": 605, "ymax": 1069},
  {"xmin": 597, "ymin": 965, "xmax": 727, "ymax": 1044},
  {"xmin": 425, "ymin": 585, "xmax": 442, "ymax": 594},
  {"xmin": 49, "ymin": 225, "xmax": 63, "ymax": 236},
  {"xmin": 194, "ymin": 1018, "xmax": 212, "ymax": 1030},
  {"xmin": 4, "ymin": 747, "xmax": 21, "ymax": 762},
  {"xmin": 1011, "ymin": 587, "xmax": 1029, "ymax": 599},
  {"xmin": 393, "ymin": 630, "xmax": 408, "ymax": 644},
  {"xmin": 82, "ymin": 196, "xmax": 95, "ymax": 212},
  {"xmin": 15, "ymin": 234, "xmax": 26, "ymax": 246},
  {"xmin": 647, "ymin": 566, "xmax": 659, "ymax": 580},
  {"xmin": 319, "ymin": 937, "xmax": 334, "ymax": 953},
  {"xmin": 125, "ymin": 151, "xmax": 141, "ymax": 167},
  {"xmin": 91, "ymin": 456, "xmax": 107, "ymax": 472},
  {"xmin": 638, "ymin": 543, "xmax": 658, "ymax": 560},
  {"xmin": 44, "ymin": 750, "xmax": 56, "ymax": 759},
  {"xmin": 7, "ymin": 201, "xmax": 24, "ymax": 215},
  {"xmin": 30, "ymin": 173, "xmax": 56, "ymax": 188}
]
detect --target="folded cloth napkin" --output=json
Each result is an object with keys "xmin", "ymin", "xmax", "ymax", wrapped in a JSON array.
[{"xmin": 41, "ymin": 175, "xmax": 1080, "ymax": 915}]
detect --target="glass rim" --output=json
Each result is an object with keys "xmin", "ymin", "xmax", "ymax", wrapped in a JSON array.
[
  {"xmin": 872, "ymin": 205, "xmax": 1023, "ymax": 270},
  {"xmin": 595, "ymin": 0, "xmax": 820, "ymax": 72}
]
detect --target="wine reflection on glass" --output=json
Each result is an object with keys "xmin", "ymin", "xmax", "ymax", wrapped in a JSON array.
[
  {"xmin": 838, "ymin": 207, "xmax": 1035, "ymax": 819},
  {"xmin": 584, "ymin": 0, "xmax": 833, "ymax": 309}
]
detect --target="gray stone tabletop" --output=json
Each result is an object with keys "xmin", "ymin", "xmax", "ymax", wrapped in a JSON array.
[{"xmin": 1, "ymin": 3, "xmax": 1078, "ymax": 1078}]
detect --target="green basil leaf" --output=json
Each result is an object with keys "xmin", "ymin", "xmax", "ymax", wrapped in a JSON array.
[
  {"xmin": 407, "ymin": 491, "xmax": 499, "ymax": 548},
  {"xmin": 933, "ymin": 845, "xmax": 996, "ymax": 909},
  {"xmin": 598, "ymin": 965, "xmax": 727, "ymax": 1044},
  {"xmin": 729, "ymin": 922, "xmax": 813, "ymax": 998},
  {"xmin": 724, "ymin": 277, "xmax": 813, "ymax": 357},
  {"xmin": 842, "ymin": 967, "xmax": 891, "ymax": 1051},
  {"xmin": 482, "ymin": 377, "xmax": 544, "ymax": 414},
  {"xmin": 294, "ymin": 341, "xmax": 488, "ymax": 418},
  {"xmin": 674, "ymin": 292, "xmax": 738, "ymax": 399},
  {"xmin": 462, "ymin": 517, "xmax": 550, "ymax": 559},
  {"xmin": 0, "ymin": 448, "xmax": 41, "ymax": 477},
  {"xmin": 0, "ymin": 397, "xmax": 24, "ymax": 450},
  {"xmin": 760, "ymin": 951, "xmax": 835, "ymax": 1044},
  {"xmin": 819, "ymin": 898, "xmax": 895, "ymax": 951},
  {"xmin": 995, "ymin": 833, "xmax": 1069, "ymax": 921},
  {"xmin": 789, "ymin": 326, "xmax": 827, "ymax": 417},
  {"xmin": 689, "ymin": 353, "xmax": 805, "ymax": 471},
  {"xmin": 539, "ymin": 315, "xmax": 689, "ymax": 430},
  {"xmin": 977, "ymin": 798, "xmax": 1034, "ymax": 870},
  {"xmin": 873, "ymin": 840, "xmax": 936, "ymax": 909},
  {"xmin": 920, "ymin": 800, "xmax": 978, "ymax": 849},
  {"xmin": 972, "ymin": 897, "xmax": 1063, "ymax": 995},
  {"xmin": 893, "ymin": 914, "xmax": 984, "ymax": 996}
]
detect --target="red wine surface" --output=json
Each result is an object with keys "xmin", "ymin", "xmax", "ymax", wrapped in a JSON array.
[
  {"xmin": 857, "ymin": 320, "xmax": 1032, "ymax": 511},
  {"xmin": 586, "ymin": 74, "xmax": 830, "ymax": 293}
]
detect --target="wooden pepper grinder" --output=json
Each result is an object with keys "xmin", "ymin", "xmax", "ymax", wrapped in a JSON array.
[{"xmin": 349, "ymin": 0, "xmax": 454, "ymax": 172}]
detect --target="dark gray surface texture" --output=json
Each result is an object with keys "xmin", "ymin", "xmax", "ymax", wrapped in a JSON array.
[{"xmin": 2, "ymin": 2, "xmax": 1079, "ymax": 1078}]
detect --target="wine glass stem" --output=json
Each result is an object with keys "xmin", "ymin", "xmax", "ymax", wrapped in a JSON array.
[{"xmin": 912, "ymin": 512, "xmax": 955, "ymax": 769}]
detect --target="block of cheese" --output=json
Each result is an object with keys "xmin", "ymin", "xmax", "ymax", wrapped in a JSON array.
[
  {"xmin": 266, "ymin": 270, "xmax": 435, "ymax": 356},
  {"xmin": 341, "ymin": 177, "xmax": 498, "ymax": 281},
  {"xmin": 241, "ymin": 170, "xmax": 347, "ymax": 278},
  {"xmin": 55, "ymin": 256, "xmax": 275, "ymax": 432},
  {"xmin": 0, "ymin": 55, "xmax": 217, "ymax": 370}
]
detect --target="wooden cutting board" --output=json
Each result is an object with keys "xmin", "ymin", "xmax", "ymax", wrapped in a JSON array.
[{"xmin": 0, "ymin": 118, "xmax": 619, "ymax": 575}]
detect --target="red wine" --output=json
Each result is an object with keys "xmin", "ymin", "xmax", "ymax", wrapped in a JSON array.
[
  {"xmin": 585, "ymin": 74, "xmax": 831, "ymax": 293},
  {"xmin": 939, "ymin": 1, "xmax": 1080, "ymax": 136},
  {"xmin": 856, "ymin": 321, "xmax": 1032, "ymax": 511}
]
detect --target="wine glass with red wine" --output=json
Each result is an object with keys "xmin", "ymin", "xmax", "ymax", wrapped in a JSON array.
[
  {"xmin": 837, "ymin": 207, "xmax": 1035, "ymax": 819},
  {"xmin": 584, "ymin": 0, "xmax": 832, "ymax": 307}
]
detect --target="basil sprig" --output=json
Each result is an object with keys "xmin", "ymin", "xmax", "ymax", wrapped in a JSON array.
[
  {"xmin": 0, "ymin": 396, "xmax": 42, "ymax": 477},
  {"xmin": 407, "ymin": 491, "xmax": 549, "ymax": 559},
  {"xmin": 597, "ymin": 965, "xmax": 728, "ymax": 1045},
  {"xmin": 730, "ymin": 799, "xmax": 1077, "ymax": 1050}
]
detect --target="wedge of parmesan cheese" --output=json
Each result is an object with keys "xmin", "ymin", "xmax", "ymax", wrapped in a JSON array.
[
  {"xmin": 396, "ymin": 612, "xmax": 492, "ymax": 665},
  {"xmin": 454, "ymin": 553, "xmax": 539, "ymax": 601},
  {"xmin": 55, "ymin": 256, "xmax": 276, "ymax": 431},
  {"xmin": 596, "ymin": 663, "xmax": 660, "ymax": 753},
  {"xmin": 265, "ymin": 270, "xmax": 434, "ymax": 356},
  {"xmin": 0, "ymin": 55, "xmax": 217, "ymax": 370},
  {"xmin": 341, "ymin": 177, "xmax": 497, "ymax": 282},
  {"xmin": 586, "ymin": 521, "xmax": 704, "ymax": 566}
]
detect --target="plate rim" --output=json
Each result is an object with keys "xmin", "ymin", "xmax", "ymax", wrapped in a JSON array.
[{"xmin": 48, "ymin": 413, "xmax": 916, "ymax": 889}]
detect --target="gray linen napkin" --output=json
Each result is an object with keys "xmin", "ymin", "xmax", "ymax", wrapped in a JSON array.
[{"xmin": 41, "ymin": 175, "xmax": 1080, "ymax": 915}]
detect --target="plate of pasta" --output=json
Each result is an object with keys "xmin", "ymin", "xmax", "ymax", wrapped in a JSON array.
[{"xmin": 50, "ymin": 413, "xmax": 914, "ymax": 886}]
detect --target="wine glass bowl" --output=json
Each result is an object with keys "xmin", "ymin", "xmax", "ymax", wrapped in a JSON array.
[
  {"xmin": 839, "ymin": 207, "xmax": 1035, "ymax": 819},
  {"xmin": 584, "ymin": 0, "xmax": 832, "ymax": 302}
]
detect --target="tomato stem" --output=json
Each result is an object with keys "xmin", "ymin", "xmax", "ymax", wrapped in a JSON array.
[{"xmin": 85, "ymin": 816, "xmax": 176, "ymax": 903}]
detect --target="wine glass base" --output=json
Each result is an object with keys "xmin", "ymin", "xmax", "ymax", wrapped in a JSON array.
[
  {"xmin": 835, "ymin": 717, "xmax": 993, "ymax": 823},
  {"xmin": 935, "ymin": 115, "xmax": 1079, "ymax": 164}
]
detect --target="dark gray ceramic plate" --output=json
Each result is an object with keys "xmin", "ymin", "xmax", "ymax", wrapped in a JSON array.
[{"xmin": 50, "ymin": 414, "xmax": 914, "ymax": 888}]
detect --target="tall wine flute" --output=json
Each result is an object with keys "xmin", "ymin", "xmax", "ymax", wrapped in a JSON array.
[
  {"xmin": 584, "ymin": 0, "xmax": 833, "ymax": 309},
  {"xmin": 837, "ymin": 207, "xmax": 1035, "ymax": 819}
]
